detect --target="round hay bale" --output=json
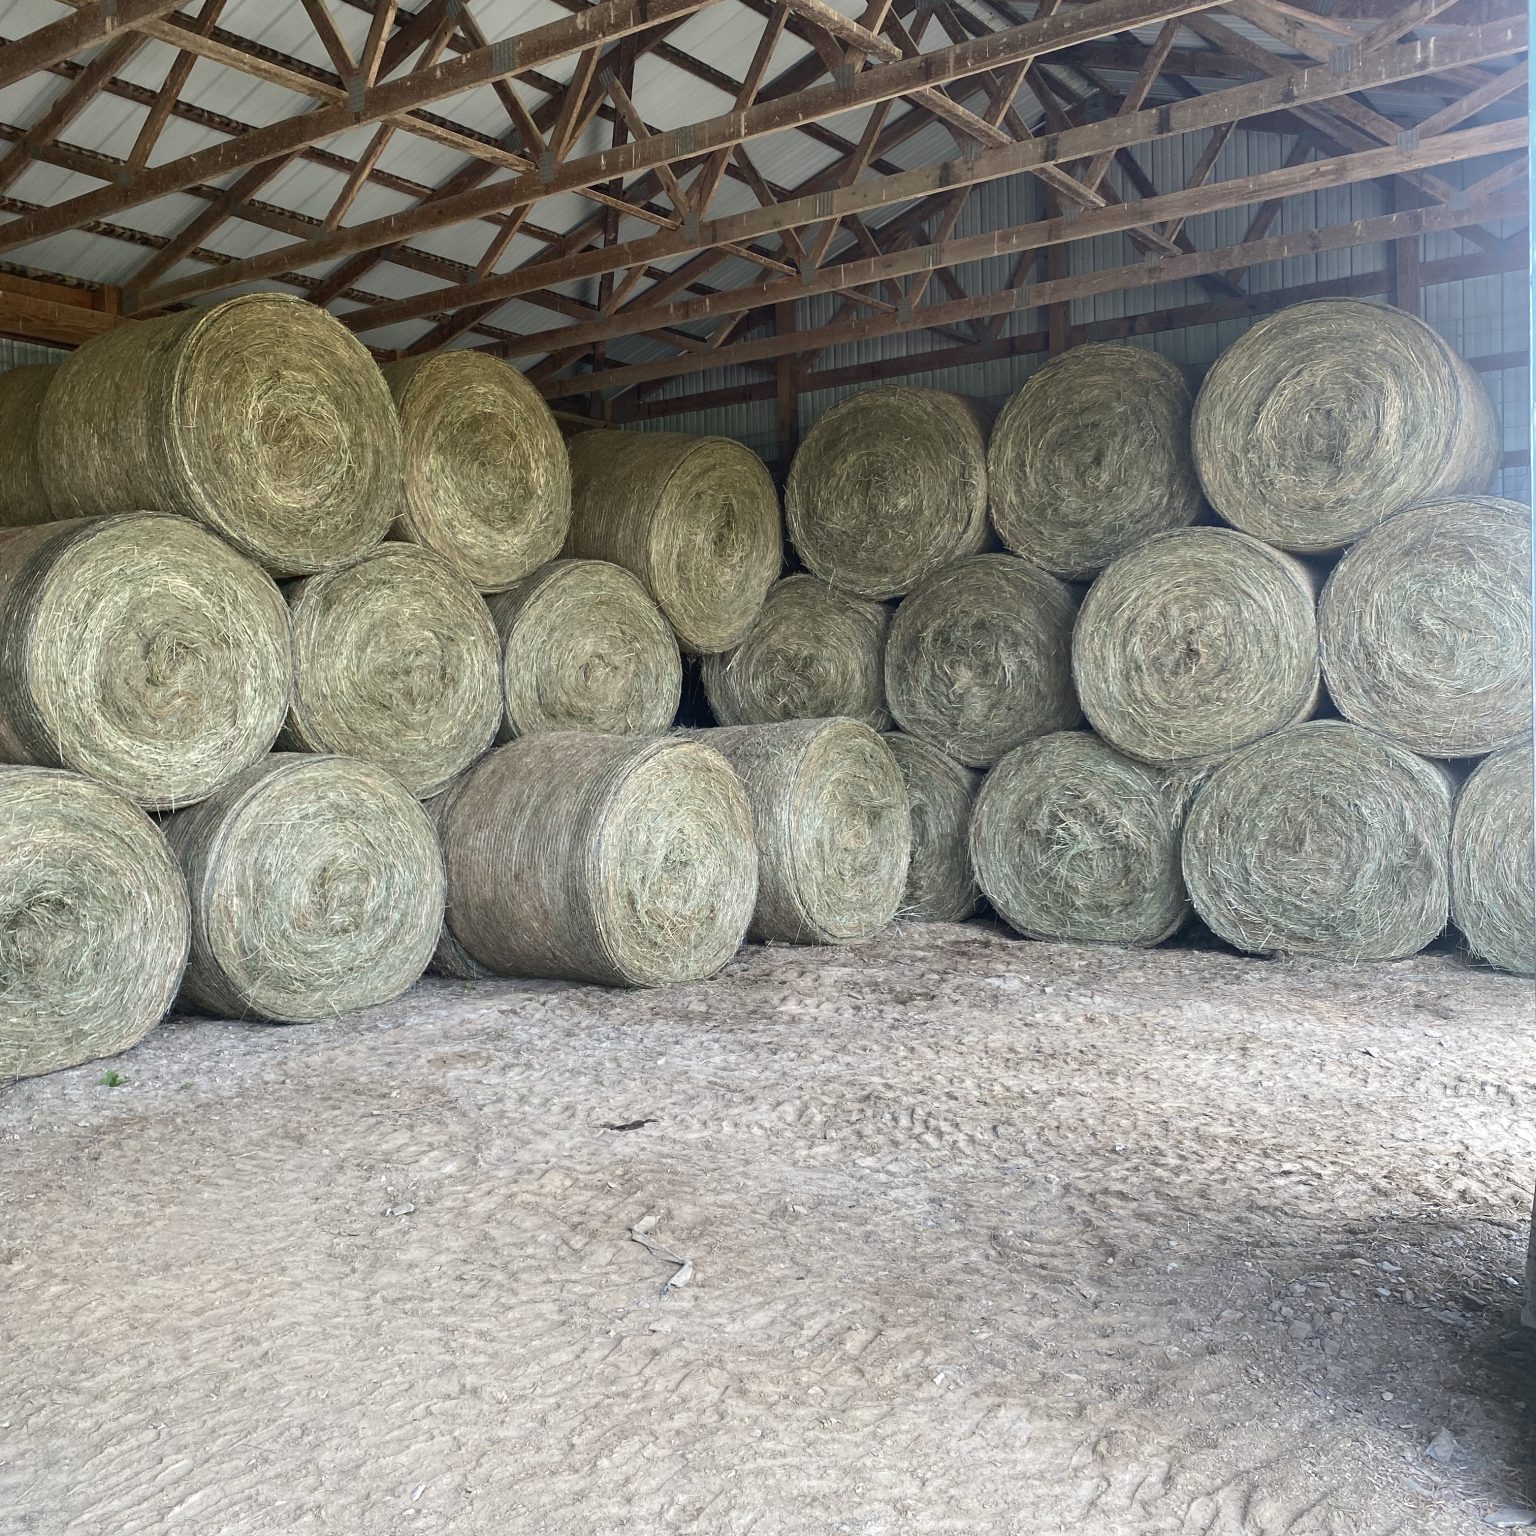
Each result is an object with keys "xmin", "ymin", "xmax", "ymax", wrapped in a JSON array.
[
  {"xmin": 381, "ymin": 351, "xmax": 570, "ymax": 592},
  {"xmin": 885, "ymin": 553, "xmax": 1080, "ymax": 768},
  {"xmin": 162, "ymin": 753, "xmax": 443, "ymax": 1022},
  {"xmin": 0, "ymin": 512, "xmax": 291, "ymax": 810},
  {"xmin": 1073, "ymin": 527, "xmax": 1318, "ymax": 765},
  {"xmin": 1319, "ymin": 496, "xmax": 1532, "ymax": 758},
  {"xmin": 440, "ymin": 732, "xmax": 758, "ymax": 986},
  {"xmin": 0, "ymin": 364, "xmax": 57, "ymax": 528},
  {"xmin": 970, "ymin": 731, "xmax": 1190, "ymax": 946},
  {"xmin": 38, "ymin": 294, "xmax": 402, "ymax": 575},
  {"xmin": 702, "ymin": 574, "xmax": 890, "ymax": 730},
  {"xmin": 704, "ymin": 718, "xmax": 910, "ymax": 944},
  {"xmin": 1191, "ymin": 299, "xmax": 1500, "ymax": 552},
  {"xmin": 1450, "ymin": 742, "xmax": 1534, "ymax": 977},
  {"xmin": 785, "ymin": 387, "xmax": 989, "ymax": 599},
  {"xmin": 987, "ymin": 345, "xmax": 1202, "ymax": 577},
  {"xmin": 881, "ymin": 731, "xmax": 979, "ymax": 922},
  {"xmin": 565, "ymin": 429, "xmax": 780, "ymax": 654},
  {"xmin": 490, "ymin": 558, "xmax": 681, "ymax": 739},
  {"xmin": 1181, "ymin": 720, "xmax": 1452, "ymax": 961},
  {"xmin": 282, "ymin": 541, "xmax": 501, "ymax": 799},
  {"xmin": 0, "ymin": 767, "xmax": 189, "ymax": 1081},
  {"xmin": 422, "ymin": 772, "xmax": 497, "ymax": 981}
]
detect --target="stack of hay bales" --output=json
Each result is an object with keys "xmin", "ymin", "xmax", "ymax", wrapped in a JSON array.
[{"xmin": 0, "ymin": 364, "xmax": 57, "ymax": 528}]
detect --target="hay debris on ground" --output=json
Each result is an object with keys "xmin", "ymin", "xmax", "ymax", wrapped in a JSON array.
[
  {"xmin": 0, "ymin": 364, "xmax": 58, "ymax": 529},
  {"xmin": 1450, "ymin": 742, "xmax": 1535, "ymax": 978},
  {"xmin": 881, "ymin": 731, "xmax": 980, "ymax": 923}
]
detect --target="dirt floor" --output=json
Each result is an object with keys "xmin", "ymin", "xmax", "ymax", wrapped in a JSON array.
[{"xmin": 1, "ymin": 922, "xmax": 1533, "ymax": 1536}]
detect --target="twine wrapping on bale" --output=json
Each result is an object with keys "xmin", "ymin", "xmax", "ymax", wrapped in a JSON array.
[
  {"xmin": 881, "ymin": 731, "xmax": 979, "ymax": 923},
  {"xmin": 439, "ymin": 732, "xmax": 758, "ymax": 986},
  {"xmin": 785, "ymin": 388, "xmax": 989, "ymax": 599},
  {"xmin": 0, "ymin": 512, "xmax": 291, "ymax": 810},
  {"xmin": 1191, "ymin": 299, "xmax": 1500, "ymax": 552},
  {"xmin": 1181, "ymin": 720, "xmax": 1453, "ymax": 961},
  {"xmin": 0, "ymin": 767, "xmax": 189, "ymax": 1081},
  {"xmin": 704, "ymin": 718, "xmax": 910, "ymax": 944},
  {"xmin": 37, "ymin": 294, "xmax": 402, "ymax": 575},
  {"xmin": 970, "ymin": 730, "xmax": 1191, "ymax": 947},
  {"xmin": 423, "ymin": 773, "xmax": 497, "ymax": 980},
  {"xmin": 0, "ymin": 365, "xmax": 57, "ymax": 529},
  {"xmin": 885, "ymin": 553, "xmax": 1080, "ymax": 768},
  {"xmin": 282, "ymin": 541, "xmax": 501, "ymax": 799},
  {"xmin": 162, "ymin": 753, "xmax": 444, "ymax": 1022},
  {"xmin": 1073, "ymin": 527, "xmax": 1319, "ymax": 765},
  {"xmin": 1450, "ymin": 742, "xmax": 1535, "ymax": 977},
  {"xmin": 703, "ymin": 574, "xmax": 891, "ymax": 730},
  {"xmin": 987, "ymin": 345, "xmax": 1203, "ymax": 578},
  {"xmin": 490, "ymin": 558, "xmax": 681, "ymax": 739},
  {"xmin": 1320, "ymin": 496, "xmax": 1533, "ymax": 758},
  {"xmin": 565, "ymin": 430, "xmax": 780, "ymax": 654},
  {"xmin": 382, "ymin": 351, "xmax": 570, "ymax": 592}
]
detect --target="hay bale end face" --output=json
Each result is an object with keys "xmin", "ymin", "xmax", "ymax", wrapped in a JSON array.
[
  {"xmin": 1451, "ymin": 743, "xmax": 1535, "ymax": 977},
  {"xmin": 38, "ymin": 295, "xmax": 402, "ymax": 575},
  {"xmin": 987, "ymin": 345, "xmax": 1202, "ymax": 578},
  {"xmin": 703, "ymin": 574, "xmax": 890, "ymax": 731},
  {"xmin": 705, "ymin": 718, "xmax": 911, "ymax": 945},
  {"xmin": 440, "ymin": 732, "xmax": 759, "ymax": 987},
  {"xmin": 1192, "ymin": 299, "xmax": 1500, "ymax": 552},
  {"xmin": 970, "ymin": 731, "xmax": 1190, "ymax": 947},
  {"xmin": 382, "ymin": 351, "xmax": 570, "ymax": 592},
  {"xmin": 1320, "ymin": 496, "xmax": 1533, "ymax": 758},
  {"xmin": 882, "ymin": 732, "xmax": 979, "ymax": 923},
  {"xmin": 786, "ymin": 387, "xmax": 989, "ymax": 599},
  {"xmin": 283, "ymin": 541, "xmax": 501, "ymax": 799},
  {"xmin": 1073, "ymin": 527, "xmax": 1319, "ymax": 765},
  {"xmin": 0, "ymin": 365, "xmax": 58, "ymax": 529},
  {"xmin": 0, "ymin": 513, "xmax": 292, "ymax": 810},
  {"xmin": 565, "ymin": 430, "xmax": 781, "ymax": 654},
  {"xmin": 1181, "ymin": 720, "xmax": 1452, "ymax": 961},
  {"xmin": 163, "ymin": 754, "xmax": 444, "ymax": 1022},
  {"xmin": 0, "ymin": 767, "xmax": 189, "ymax": 1081},
  {"xmin": 491, "ymin": 558, "xmax": 681, "ymax": 739},
  {"xmin": 885, "ymin": 553, "xmax": 1080, "ymax": 768}
]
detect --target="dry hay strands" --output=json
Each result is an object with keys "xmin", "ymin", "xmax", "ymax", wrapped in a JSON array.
[
  {"xmin": 1192, "ymin": 299, "xmax": 1500, "ymax": 552},
  {"xmin": 704, "ymin": 718, "xmax": 910, "ymax": 945},
  {"xmin": 0, "ymin": 768, "xmax": 189, "ymax": 1081},
  {"xmin": 1074, "ymin": 527, "xmax": 1319, "ymax": 766},
  {"xmin": 565, "ymin": 430, "xmax": 781, "ymax": 654},
  {"xmin": 1182, "ymin": 720, "xmax": 1452, "ymax": 961},
  {"xmin": 882, "ymin": 731, "xmax": 980, "ymax": 922},
  {"xmin": 885, "ymin": 553, "xmax": 1080, "ymax": 768},
  {"xmin": 1451, "ymin": 742, "xmax": 1535, "ymax": 977},
  {"xmin": 786, "ymin": 388, "xmax": 988, "ymax": 599},
  {"xmin": 970, "ymin": 730, "xmax": 1190, "ymax": 947},
  {"xmin": 987, "ymin": 345, "xmax": 1202, "ymax": 578},
  {"xmin": 0, "ymin": 512, "xmax": 291, "ymax": 810},
  {"xmin": 440, "ymin": 732, "xmax": 758, "ymax": 987},
  {"xmin": 283, "ymin": 542, "xmax": 501, "ymax": 799},
  {"xmin": 38, "ymin": 294, "xmax": 402, "ymax": 575},
  {"xmin": 163, "ymin": 754, "xmax": 443, "ymax": 1022},
  {"xmin": 491, "ymin": 559, "xmax": 681, "ymax": 739},
  {"xmin": 0, "ymin": 365, "xmax": 58, "ymax": 529},
  {"xmin": 422, "ymin": 771, "xmax": 497, "ymax": 980},
  {"xmin": 382, "ymin": 351, "xmax": 570, "ymax": 592},
  {"xmin": 1320, "ymin": 496, "xmax": 1533, "ymax": 758},
  {"xmin": 703, "ymin": 574, "xmax": 891, "ymax": 731}
]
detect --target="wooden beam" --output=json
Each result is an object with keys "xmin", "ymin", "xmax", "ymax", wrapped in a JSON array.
[
  {"xmin": 0, "ymin": 278, "xmax": 125, "ymax": 346},
  {"xmin": 0, "ymin": 0, "xmax": 184, "ymax": 90}
]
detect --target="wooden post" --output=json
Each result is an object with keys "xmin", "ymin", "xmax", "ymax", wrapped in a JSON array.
[
  {"xmin": 775, "ymin": 302, "xmax": 800, "ymax": 471},
  {"xmin": 1392, "ymin": 178, "xmax": 1421, "ymax": 315}
]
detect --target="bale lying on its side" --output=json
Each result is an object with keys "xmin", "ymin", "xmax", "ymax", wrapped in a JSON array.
[
  {"xmin": 0, "ymin": 513, "xmax": 292, "ymax": 810},
  {"xmin": 382, "ymin": 351, "xmax": 570, "ymax": 592},
  {"xmin": 0, "ymin": 365, "xmax": 57, "ymax": 528},
  {"xmin": 0, "ymin": 767, "xmax": 189, "ymax": 1081},
  {"xmin": 885, "ymin": 554, "xmax": 1080, "ymax": 768},
  {"xmin": 1181, "ymin": 720, "xmax": 1453, "ymax": 961},
  {"xmin": 490, "ymin": 559, "xmax": 681, "ymax": 739},
  {"xmin": 283, "ymin": 542, "xmax": 501, "ymax": 798},
  {"xmin": 162, "ymin": 754, "xmax": 443, "ymax": 1022},
  {"xmin": 1450, "ymin": 742, "xmax": 1535, "ymax": 977},
  {"xmin": 785, "ymin": 388, "xmax": 989, "ymax": 599},
  {"xmin": 423, "ymin": 772, "xmax": 496, "ymax": 981},
  {"xmin": 970, "ymin": 731, "xmax": 1190, "ymax": 947},
  {"xmin": 703, "ymin": 575, "xmax": 891, "ymax": 731},
  {"xmin": 1320, "ymin": 496, "xmax": 1532, "ymax": 758},
  {"xmin": 987, "ymin": 345, "xmax": 1202, "ymax": 578},
  {"xmin": 704, "ymin": 718, "xmax": 910, "ymax": 944},
  {"xmin": 882, "ymin": 732, "xmax": 980, "ymax": 922}
]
